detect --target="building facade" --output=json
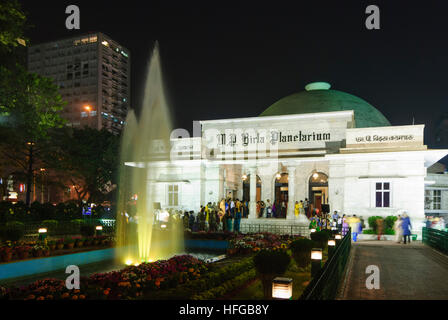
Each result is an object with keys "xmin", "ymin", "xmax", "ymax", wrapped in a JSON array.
[
  {"xmin": 129, "ymin": 82, "xmax": 448, "ymax": 238},
  {"xmin": 27, "ymin": 32, "xmax": 130, "ymax": 135}
]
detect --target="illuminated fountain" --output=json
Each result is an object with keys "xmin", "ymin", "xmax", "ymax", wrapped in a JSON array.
[{"xmin": 116, "ymin": 43, "xmax": 184, "ymax": 265}]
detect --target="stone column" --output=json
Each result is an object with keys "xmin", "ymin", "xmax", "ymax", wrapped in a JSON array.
[
  {"xmin": 249, "ymin": 167, "xmax": 257, "ymax": 219},
  {"xmin": 287, "ymin": 166, "xmax": 296, "ymax": 220}
]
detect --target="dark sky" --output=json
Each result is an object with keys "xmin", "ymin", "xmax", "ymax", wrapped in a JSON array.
[{"xmin": 19, "ymin": 0, "xmax": 448, "ymax": 150}]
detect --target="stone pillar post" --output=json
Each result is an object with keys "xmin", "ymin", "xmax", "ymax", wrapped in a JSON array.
[
  {"xmin": 287, "ymin": 166, "xmax": 296, "ymax": 220},
  {"xmin": 249, "ymin": 167, "xmax": 257, "ymax": 219}
]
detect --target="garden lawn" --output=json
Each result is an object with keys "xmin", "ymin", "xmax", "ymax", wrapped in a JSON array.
[{"xmin": 228, "ymin": 248, "xmax": 328, "ymax": 300}]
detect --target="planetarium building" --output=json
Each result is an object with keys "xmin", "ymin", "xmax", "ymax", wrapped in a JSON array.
[{"xmin": 140, "ymin": 82, "xmax": 448, "ymax": 238}]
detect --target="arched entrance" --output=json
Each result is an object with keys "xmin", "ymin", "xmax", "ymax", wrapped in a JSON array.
[
  {"xmin": 274, "ymin": 173, "xmax": 288, "ymax": 218},
  {"xmin": 242, "ymin": 175, "xmax": 262, "ymax": 202},
  {"xmin": 309, "ymin": 172, "xmax": 328, "ymax": 214}
]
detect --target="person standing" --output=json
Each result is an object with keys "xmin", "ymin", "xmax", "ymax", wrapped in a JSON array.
[
  {"xmin": 401, "ymin": 213, "xmax": 412, "ymax": 244},
  {"xmin": 376, "ymin": 217, "xmax": 384, "ymax": 241},
  {"xmin": 294, "ymin": 201, "xmax": 300, "ymax": 218},
  {"xmin": 349, "ymin": 215, "xmax": 361, "ymax": 242},
  {"xmin": 256, "ymin": 201, "xmax": 261, "ymax": 218},
  {"xmin": 266, "ymin": 199, "xmax": 272, "ymax": 218},
  {"xmin": 260, "ymin": 200, "xmax": 266, "ymax": 218},
  {"xmin": 281, "ymin": 201, "xmax": 287, "ymax": 218},
  {"xmin": 342, "ymin": 214, "xmax": 349, "ymax": 236},
  {"xmin": 304, "ymin": 198, "xmax": 309, "ymax": 218},
  {"xmin": 272, "ymin": 202, "xmax": 277, "ymax": 218},
  {"xmin": 234, "ymin": 199, "xmax": 242, "ymax": 232},
  {"xmin": 394, "ymin": 215, "xmax": 403, "ymax": 243}
]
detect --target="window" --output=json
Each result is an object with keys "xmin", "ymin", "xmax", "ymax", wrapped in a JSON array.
[
  {"xmin": 168, "ymin": 184, "xmax": 179, "ymax": 206},
  {"xmin": 375, "ymin": 182, "xmax": 390, "ymax": 207},
  {"xmin": 425, "ymin": 190, "xmax": 442, "ymax": 210}
]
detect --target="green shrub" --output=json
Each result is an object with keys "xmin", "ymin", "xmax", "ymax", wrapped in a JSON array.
[
  {"xmin": 310, "ymin": 230, "xmax": 330, "ymax": 248},
  {"xmin": 385, "ymin": 216, "xmax": 397, "ymax": 230},
  {"xmin": 80, "ymin": 224, "xmax": 95, "ymax": 237},
  {"xmin": 2, "ymin": 221, "xmax": 25, "ymax": 242},
  {"xmin": 367, "ymin": 216, "xmax": 383, "ymax": 232},
  {"xmin": 384, "ymin": 228, "xmax": 395, "ymax": 235},
  {"xmin": 290, "ymin": 238, "xmax": 314, "ymax": 268},
  {"xmin": 363, "ymin": 229, "xmax": 376, "ymax": 234},
  {"xmin": 253, "ymin": 250, "xmax": 291, "ymax": 299}
]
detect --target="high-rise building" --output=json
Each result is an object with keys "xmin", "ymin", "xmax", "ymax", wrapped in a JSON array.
[{"xmin": 27, "ymin": 32, "xmax": 130, "ymax": 135}]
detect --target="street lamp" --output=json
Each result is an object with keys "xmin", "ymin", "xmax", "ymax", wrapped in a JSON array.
[
  {"xmin": 311, "ymin": 248, "xmax": 322, "ymax": 278},
  {"xmin": 335, "ymin": 234, "xmax": 342, "ymax": 245},
  {"xmin": 96, "ymin": 225, "xmax": 103, "ymax": 236}
]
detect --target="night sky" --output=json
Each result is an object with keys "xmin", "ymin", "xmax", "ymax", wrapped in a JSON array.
[{"xmin": 19, "ymin": 0, "xmax": 448, "ymax": 151}]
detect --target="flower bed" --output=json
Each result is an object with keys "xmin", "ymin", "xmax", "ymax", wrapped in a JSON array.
[
  {"xmin": 227, "ymin": 233, "xmax": 303, "ymax": 255},
  {"xmin": 2, "ymin": 255, "xmax": 206, "ymax": 300}
]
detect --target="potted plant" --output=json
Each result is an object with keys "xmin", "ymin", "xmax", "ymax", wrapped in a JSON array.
[
  {"xmin": 75, "ymin": 238, "xmax": 84, "ymax": 248},
  {"xmin": 47, "ymin": 240, "xmax": 56, "ymax": 251},
  {"xmin": 64, "ymin": 238, "xmax": 75, "ymax": 249},
  {"xmin": 0, "ymin": 246, "xmax": 13, "ymax": 262},
  {"xmin": 15, "ymin": 245, "xmax": 31, "ymax": 260},
  {"xmin": 32, "ymin": 245, "xmax": 44, "ymax": 257},
  {"xmin": 92, "ymin": 236, "xmax": 100, "ymax": 246},
  {"xmin": 56, "ymin": 239, "xmax": 65, "ymax": 250}
]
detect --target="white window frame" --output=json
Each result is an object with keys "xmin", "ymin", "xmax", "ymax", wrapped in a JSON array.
[
  {"xmin": 372, "ymin": 181, "xmax": 392, "ymax": 208},
  {"xmin": 167, "ymin": 184, "xmax": 179, "ymax": 207},
  {"xmin": 425, "ymin": 189, "xmax": 442, "ymax": 210}
]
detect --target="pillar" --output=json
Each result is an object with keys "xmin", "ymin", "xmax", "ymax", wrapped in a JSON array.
[
  {"xmin": 287, "ymin": 166, "xmax": 296, "ymax": 220},
  {"xmin": 249, "ymin": 167, "xmax": 257, "ymax": 219}
]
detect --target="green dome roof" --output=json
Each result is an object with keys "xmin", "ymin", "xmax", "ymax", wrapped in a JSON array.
[{"xmin": 259, "ymin": 82, "xmax": 391, "ymax": 128}]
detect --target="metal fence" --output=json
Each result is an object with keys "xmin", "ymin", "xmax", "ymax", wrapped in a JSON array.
[
  {"xmin": 299, "ymin": 231, "xmax": 352, "ymax": 300},
  {"xmin": 422, "ymin": 227, "xmax": 448, "ymax": 255},
  {"xmin": 240, "ymin": 224, "xmax": 310, "ymax": 236}
]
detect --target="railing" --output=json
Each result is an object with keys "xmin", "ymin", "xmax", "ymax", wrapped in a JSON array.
[
  {"xmin": 239, "ymin": 224, "xmax": 309, "ymax": 236},
  {"xmin": 299, "ymin": 231, "xmax": 352, "ymax": 300},
  {"xmin": 20, "ymin": 219, "xmax": 116, "ymax": 240},
  {"xmin": 422, "ymin": 227, "xmax": 448, "ymax": 255}
]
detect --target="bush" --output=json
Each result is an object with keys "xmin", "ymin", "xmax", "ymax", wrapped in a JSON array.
[
  {"xmin": 367, "ymin": 216, "xmax": 383, "ymax": 232},
  {"xmin": 80, "ymin": 224, "xmax": 95, "ymax": 237},
  {"xmin": 385, "ymin": 216, "xmax": 397, "ymax": 230},
  {"xmin": 310, "ymin": 231, "xmax": 330, "ymax": 248},
  {"xmin": 363, "ymin": 229, "xmax": 376, "ymax": 234},
  {"xmin": 290, "ymin": 238, "xmax": 314, "ymax": 268},
  {"xmin": 2, "ymin": 221, "xmax": 25, "ymax": 242},
  {"xmin": 384, "ymin": 228, "xmax": 395, "ymax": 235},
  {"xmin": 253, "ymin": 249, "xmax": 291, "ymax": 299}
]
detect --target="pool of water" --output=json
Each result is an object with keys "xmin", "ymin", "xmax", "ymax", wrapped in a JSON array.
[{"xmin": 0, "ymin": 250, "xmax": 224, "ymax": 288}]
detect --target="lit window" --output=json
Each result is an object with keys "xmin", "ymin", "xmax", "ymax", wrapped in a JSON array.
[
  {"xmin": 121, "ymin": 50, "xmax": 128, "ymax": 58},
  {"xmin": 375, "ymin": 182, "xmax": 390, "ymax": 208},
  {"xmin": 168, "ymin": 184, "xmax": 179, "ymax": 206},
  {"xmin": 89, "ymin": 36, "xmax": 97, "ymax": 43},
  {"xmin": 90, "ymin": 110, "xmax": 97, "ymax": 116},
  {"xmin": 81, "ymin": 112, "xmax": 87, "ymax": 117},
  {"xmin": 102, "ymin": 40, "xmax": 109, "ymax": 47}
]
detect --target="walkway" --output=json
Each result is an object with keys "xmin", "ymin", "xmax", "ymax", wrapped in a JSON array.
[{"xmin": 339, "ymin": 240, "xmax": 448, "ymax": 300}]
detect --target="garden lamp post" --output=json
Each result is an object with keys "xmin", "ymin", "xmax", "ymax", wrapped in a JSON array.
[
  {"xmin": 311, "ymin": 248, "xmax": 322, "ymax": 278},
  {"xmin": 38, "ymin": 228, "xmax": 47, "ymax": 241},
  {"xmin": 335, "ymin": 234, "xmax": 342, "ymax": 245},
  {"xmin": 95, "ymin": 225, "xmax": 103, "ymax": 236},
  {"xmin": 272, "ymin": 277, "xmax": 293, "ymax": 300},
  {"xmin": 328, "ymin": 239, "xmax": 336, "ymax": 258}
]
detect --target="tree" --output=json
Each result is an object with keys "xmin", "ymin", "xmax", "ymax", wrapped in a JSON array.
[
  {"xmin": 0, "ymin": 64, "xmax": 66, "ymax": 205},
  {"xmin": 47, "ymin": 127, "xmax": 120, "ymax": 205},
  {"xmin": 0, "ymin": 0, "xmax": 28, "ymax": 57}
]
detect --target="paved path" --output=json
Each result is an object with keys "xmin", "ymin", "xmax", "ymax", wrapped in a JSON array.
[{"xmin": 339, "ymin": 240, "xmax": 448, "ymax": 300}]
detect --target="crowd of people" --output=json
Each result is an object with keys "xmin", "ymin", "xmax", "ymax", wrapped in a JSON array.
[
  {"xmin": 181, "ymin": 198, "xmax": 248, "ymax": 233},
  {"xmin": 425, "ymin": 216, "xmax": 446, "ymax": 231}
]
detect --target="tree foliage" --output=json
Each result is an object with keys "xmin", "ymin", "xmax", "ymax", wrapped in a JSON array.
[
  {"xmin": 47, "ymin": 127, "xmax": 120, "ymax": 204},
  {"xmin": 0, "ymin": 0, "xmax": 28, "ymax": 53}
]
